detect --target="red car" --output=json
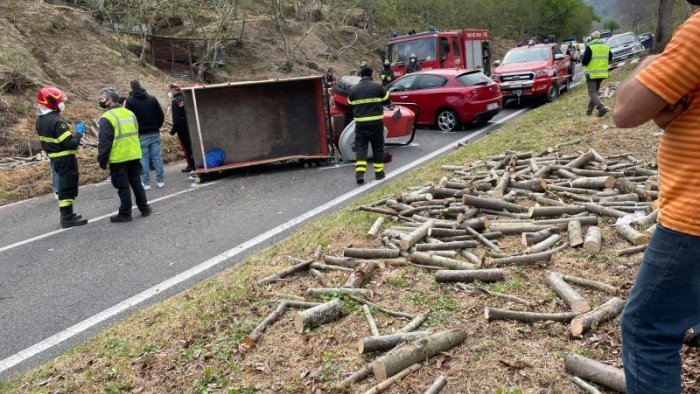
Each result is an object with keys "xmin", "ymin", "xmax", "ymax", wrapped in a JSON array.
[
  {"xmin": 387, "ymin": 69, "xmax": 502, "ymax": 132},
  {"xmin": 491, "ymin": 43, "xmax": 572, "ymax": 102}
]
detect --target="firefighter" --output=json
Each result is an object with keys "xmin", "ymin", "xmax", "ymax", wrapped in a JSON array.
[
  {"xmin": 97, "ymin": 87, "xmax": 151, "ymax": 222},
  {"xmin": 406, "ymin": 53, "xmax": 421, "ymax": 74},
  {"xmin": 36, "ymin": 86, "xmax": 88, "ymax": 228},
  {"xmin": 379, "ymin": 59, "xmax": 395, "ymax": 87},
  {"xmin": 348, "ymin": 66, "xmax": 389, "ymax": 184}
]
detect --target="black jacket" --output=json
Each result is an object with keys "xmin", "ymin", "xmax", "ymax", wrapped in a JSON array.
[
  {"xmin": 348, "ymin": 78, "xmax": 389, "ymax": 125},
  {"xmin": 36, "ymin": 111, "xmax": 81, "ymax": 160},
  {"xmin": 125, "ymin": 88, "xmax": 164, "ymax": 135},
  {"xmin": 97, "ymin": 104, "xmax": 121, "ymax": 167},
  {"xmin": 406, "ymin": 61, "xmax": 422, "ymax": 74},
  {"xmin": 380, "ymin": 68, "xmax": 396, "ymax": 87},
  {"xmin": 170, "ymin": 92, "xmax": 190, "ymax": 136}
]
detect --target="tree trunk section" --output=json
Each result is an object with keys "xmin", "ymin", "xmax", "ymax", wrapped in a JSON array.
[
  {"xmin": 372, "ymin": 330, "xmax": 467, "ymax": 381},
  {"xmin": 362, "ymin": 304, "xmax": 380, "ymax": 336},
  {"xmin": 294, "ymin": 299, "xmax": 344, "ymax": 333},
  {"xmin": 367, "ymin": 217, "xmax": 385, "ymax": 238},
  {"xmin": 462, "ymin": 194, "xmax": 528, "ymax": 213},
  {"xmin": 617, "ymin": 244, "xmax": 647, "ymax": 256},
  {"xmin": 653, "ymin": 0, "xmax": 675, "ymax": 54},
  {"xmin": 614, "ymin": 178, "xmax": 649, "ymax": 201},
  {"xmin": 484, "ymin": 307, "xmax": 579, "ymax": 323},
  {"xmin": 257, "ymin": 260, "xmax": 313, "ymax": 284},
  {"xmin": 409, "ymin": 252, "xmax": 477, "ymax": 270},
  {"xmin": 571, "ymin": 376, "xmax": 602, "ymax": 394},
  {"xmin": 400, "ymin": 220, "xmax": 434, "ymax": 250},
  {"xmin": 528, "ymin": 205, "xmax": 587, "ymax": 218},
  {"xmin": 584, "ymin": 203, "xmax": 627, "ymax": 218},
  {"xmin": 570, "ymin": 297, "xmax": 626, "ymax": 336},
  {"xmin": 489, "ymin": 222, "xmax": 559, "ymax": 235},
  {"xmin": 415, "ymin": 240, "xmax": 478, "ymax": 251},
  {"xmin": 344, "ymin": 248, "xmax": 401, "ymax": 259},
  {"xmin": 560, "ymin": 273, "xmax": 617, "ymax": 295},
  {"xmin": 564, "ymin": 151, "xmax": 595, "ymax": 169},
  {"xmin": 345, "ymin": 261, "xmax": 379, "ymax": 288},
  {"xmin": 434, "ymin": 269, "xmax": 505, "ymax": 283},
  {"xmin": 616, "ymin": 223, "xmax": 650, "ymax": 245},
  {"xmin": 358, "ymin": 331, "xmax": 432, "ymax": 354},
  {"xmin": 424, "ymin": 376, "xmax": 448, "ymax": 394},
  {"xmin": 306, "ymin": 287, "xmax": 371, "ymax": 298},
  {"xmin": 491, "ymin": 170, "xmax": 510, "ymax": 199},
  {"xmin": 364, "ymin": 363, "xmax": 421, "ymax": 394},
  {"xmin": 568, "ymin": 220, "xmax": 584, "ymax": 247},
  {"xmin": 240, "ymin": 301, "xmax": 288, "ymax": 351},
  {"xmin": 399, "ymin": 312, "xmax": 430, "ymax": 333},
  {"xmin": 323, "ymin": 255, "xmax": 361, "ymax": 268},
  {"xmin": 527, "ymin": 234, "xmax": 561, "ymax": 254},
  {"xmin": 522, "ymin": 227, "xmax": 558, "ymax": 246},
  {"xmin": 511, "ymin": 178, "xmax": 548, "ymax": 192},
  {"xmin": 490, "ymin": 247, "xmax": 563, "ymax": 266},
  {"xmin": 565, "ymin": 353, "xmax": 627, "ymax": 393},
  {"xmin": 583, "ymin": 226, "xmax": 602, "ymax": 254},
  {"xmin": 570, "ymin": 176, "xmax": 616, "ymax": 189},
  {"xmin": 466, "ymin": 226, "xmax": 501, "ymax": 252},
  {"xmin": 545, "ymin": 272, "xmax": 591, "ymax": 313}
]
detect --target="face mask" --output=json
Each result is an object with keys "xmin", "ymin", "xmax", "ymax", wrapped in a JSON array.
[
  {"xmin": 167, "ymin": 92, "xmax": 174, "ymax": 99},
  {"xmin": 411, "ymin": 58, "xmax": 416, "ymax": 63},
  {"xmin": 58, "ymin": 102, "xmax": 65, "ymax": 112},
  {"xmin": 99, "ymin": 100, "xmax": 108, "ymax": 109}
]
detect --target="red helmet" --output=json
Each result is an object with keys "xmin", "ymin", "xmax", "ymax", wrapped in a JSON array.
[{"xmin": 37, "ymin": 86, "xmax": 66, "ymax": 111}]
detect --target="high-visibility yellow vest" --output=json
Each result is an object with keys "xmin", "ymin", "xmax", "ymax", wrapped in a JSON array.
[
  {"xmin": 585, "ymin": 40, "xmax": 610, "ymax": 80},
  {"xmin": 101, "ymin": 107, "xmax": 141, "ymax": 163}
]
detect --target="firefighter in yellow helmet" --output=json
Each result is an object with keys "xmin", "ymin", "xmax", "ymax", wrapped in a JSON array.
[{"xmin": 379, "ymin": 59, "xmax": 395, "ymax": 87}]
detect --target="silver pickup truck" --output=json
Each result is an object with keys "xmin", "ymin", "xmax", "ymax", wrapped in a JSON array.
[{"xmin": 604, "ymin": 32, "xmax": 646, "ymax": 63}]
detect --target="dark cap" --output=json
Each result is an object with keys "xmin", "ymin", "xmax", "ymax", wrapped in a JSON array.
[{"xmin": 360, "ymin": 66, "xmax": 373, "ymax": 77}]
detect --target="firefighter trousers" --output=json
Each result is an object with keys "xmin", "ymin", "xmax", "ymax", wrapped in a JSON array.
[
  {"xmin": 355, "ymin": 122, "xmax": 384, "ymax": 174},
  {"xmin": 53, "ymin": 155, "xmax": 79, "ymax": 209}
]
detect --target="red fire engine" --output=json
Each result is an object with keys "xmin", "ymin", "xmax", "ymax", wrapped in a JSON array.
[{"xmin": 387, "ymin": 28, "xmax": 492, "ymax": 77}]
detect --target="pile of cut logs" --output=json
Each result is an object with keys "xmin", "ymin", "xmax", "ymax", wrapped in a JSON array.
[{"xmin": 249, "ymin": 145, "xmax": 654, "ymax": 393}]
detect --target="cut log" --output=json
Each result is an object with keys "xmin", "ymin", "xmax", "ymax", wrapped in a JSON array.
[
  {"xmin": 560, "ymin": 273, "xmax": 618, "ymax": 295},
  {"xmin": 458, "ymin": 216, "xmax": 490, "ymax": 231},
  {"xmin": 570, "ymin": 297, "xmax": 626, "ymax": 336},
  {"xmin": 570, "ymin": 168, "xmax": 623, "ymax": 177},
  {"xmin": 644, "ymin": 223, "xmax": 657, "ymax": 237},
  {"xmin": 415, "ymin": 240, "xmax": 478, "ymax": 251},
  {"xmin": 614, "ymin": 178, "xmax": 649, "ymax": 201},
  {"xmin": 367, "ymin": 217, "xmax": 385, "ymax": 238},
  {"xmin": 490, "ymin": 245, "xmax": 566, "ymax": 267},
  {"xmin": 345, "ymin": 261, "xmax": 379, "ymax": 288},
  {"xmin": 484, "ymin": 307, "xmax": 579, "ymax": 323},
  {"xmin": 240, "ymin": 301, "xmax": 288, "ymax": 351},
  {"xmin": 598, "ymin": 193, "xmax": 639, "ymax": 203},
  {"xmin": 364, "ymin": 363, "xmax": 421, "ymax": 394},
  {"xmin": 399, "ymin": 312, "xmax": 430, "ymax": 333},
  {"xmin": 311, "ymin": 263, "xmax": 354, "ymax": 272},
  {"xmin": 583, "ymin": 226, "xmax": 602, "ymax": 254},
  {"xmin": 283, "ymin": 300, "xmax": 322, "ymax": 308},
  {"xmin": 424, "ymin": 376, "xmax": 448, "ymax": 394},
  {"xmin": 294, "ymin": 299, "xmax": 344, "ymax": 333},
  {"xmin": 400, "ymin": 220, "xmax": 434, "ymax": 250},
  {"xmin": 434, "ymin": 268, "xmax": 505, "ymax": 283},
  {"xmin": 511, "ymin": 178, "xmax": 548, "ymax": 192},
  {"xmin": 344, "ymin": 248, "xmax": 401, "ymax": 259},
  {"xmin": 257, "ymin": 259, "xmax": 313, "ymax": 284},
  {"xmin": 534, "ymin": 216, "xmax": 599, "ymax": 227},
  {"xmin": 372, "ymin": 330, "xmax": 468, "ymax": 381},
  {"xmin": 545, "ymin": 272, "xmax": 591, "ymax": 313},
  {"xmin": 386, "ymin": 199, "xmax": 413, "ymax": 212},
  {"xmin": 323, "ymin": 255, "xmax": 361, "ymax": 269},
  {"xmin": 362, "ymin": 304, "xmax": 380, "ymax": 336},
  {"xmin": 527, "ymin": 234, "xmax": 561, "ymax": 254},
  {"xmin": 564, "ymin": 151, "xmax": 595, "ymax": 168},
  {"xmin": 522, "ymin": 227, "xmax": 559, "ymax": 247},
  {"xmin": 570, "ymin": 176, "xmax": 616, "ymax": 189},
  {"xmin": 548, "ymin": 185, "xmax": 597, "ymax": 195},
  {"xmin": 347, "ymin": 295, "xmax": 414, "ymax": 319},
  {"xmin": 491, "ymin": 170, "xmax": 511, "ymax": 199},
  {"xmin": 457, "ymin": 283, "xmax": 533, "ymax": 306},
  {"xmin": 571, "ymin": 376, "xmax": 602, "ymax": 394},
  {"xmin": 616, "ymin": 223, "xmax": 650, "ymax": 246},
  {"xmin": 533, "ymin": 194, "xmax": 566, "ymax": 207},
  {"xmin": 489, "ymin": 222, "xmax": 558, "ymax": 235},
  {"xmin": 310, "ymin": 268, "xmax": 330, "ymax": 287},
  {"xmin": 633, "ymin": 209, "xmax": 658, "ymax": 227},
  {"xmin": 617, "ymin": 244, "xmax": 647, "ymax": 256},
  {"xmin": 360, "ymin": 206, "xmax": 399, "ymax": 216},
  {"xmin": 528, "ymin": 205, "xmax": 587, "ymax": 218},
  {"xmin": 409, "ymin": 252, "xmax": 477, "ymax": 270},
  {"xmin": 358, "ymin": 331, "xmax": 432, "ymax": 354},
  {"xmin": 462, "ymin": 194, "xmax": 528, "ymax": 213},
  {"xmin": 568, "ymin": 220, "xmax": 584, "ymax": 247},
  {"xmin": 565, "ymin": 353, "xmax": 627, "ymax": 393},
  {"xmin": 401, "ymin": 193, "xmax": 434, "ymax": 204},
  {"xmin": 465, "ymin": 226, "xmax": 501, "ymax": 252},
  {"xmin": 584, "ymin": 203, "xmax": 627, "ymax": 218},
  {"xmin": 306, "ymin": 287, "xmax": 371, "ymax": 298}
]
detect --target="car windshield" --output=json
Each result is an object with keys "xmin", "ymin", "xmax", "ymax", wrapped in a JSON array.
[
  {"xmin": 502, "ymin": 47, "xmax": 550, "ymax": 64},
  {"xmin": 388, "ymin": 37, "xmax": 437, "ymax": 63},
  {"xmin": 606, "ymin": 34, "xmax": 636, "ymax": 47}
]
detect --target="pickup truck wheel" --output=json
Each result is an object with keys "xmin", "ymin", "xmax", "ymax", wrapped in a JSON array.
[
  {"xmin": 436, "ymin": 109, "xmax": 460, "ymax": 132},
  {"xmin": 546, "ymin": 83, "xmax": 559, "ymax": 102}
]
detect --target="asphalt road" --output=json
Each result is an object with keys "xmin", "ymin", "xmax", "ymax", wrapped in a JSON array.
[{"xmin": 0, "ymin": 102, "xmax": 539, "ymax": 378}]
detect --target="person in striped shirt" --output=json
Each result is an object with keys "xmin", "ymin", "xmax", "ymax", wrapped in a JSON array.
[{"xmin": 613, "ymin": 6, "xmax": 700, "ymax": 393}]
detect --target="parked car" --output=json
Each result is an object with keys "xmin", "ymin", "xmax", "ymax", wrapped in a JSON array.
[
  {"xmin": 387, "ymin": 69, "xmax": 502, "ymax": 132},
  {"xmin": 491, "ymin": 43, "xmax": 572, "ymax": 103},
  {"xmin": 637, "ymin": 32, "xmax": 654, "ymax": 50},
  {"xmin": 604, "ymin": 32, "xmax": 646, "ymax": 63}
]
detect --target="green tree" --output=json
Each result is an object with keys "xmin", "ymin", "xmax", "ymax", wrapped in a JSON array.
[{"xmin": 602, "ymin": 18, "xmax": 620, "ymax": 32}]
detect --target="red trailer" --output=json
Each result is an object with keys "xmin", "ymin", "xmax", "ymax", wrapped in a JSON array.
[
  {"xmin": 181, "ymin": 76, "xmax": 332, "ymax": 182},
  {"xmin": 387, "ymin": 28, "xmax": 492, "ymax": 77}
]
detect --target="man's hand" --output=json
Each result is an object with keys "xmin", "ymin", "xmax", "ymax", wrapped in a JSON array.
[{"xmin": 653, "ymin": 95, "xmax": 690, "ymax": 129}]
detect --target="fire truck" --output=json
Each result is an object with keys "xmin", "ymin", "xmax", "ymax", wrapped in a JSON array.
[{"xmin": 387, "ymin": 28, "xmax": 492, "ymax": 78}]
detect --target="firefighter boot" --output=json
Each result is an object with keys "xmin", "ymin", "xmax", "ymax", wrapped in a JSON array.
[
  {"xmin": 60, "ymin": 206, "xmax": 87, "ymax": 228},
  {"xmin": 355, "ymin": 173, "xmax": 365, "ymax": 185}
]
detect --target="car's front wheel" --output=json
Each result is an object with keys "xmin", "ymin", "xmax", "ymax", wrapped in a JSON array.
[
  {"xmin": 546, "ymin": 83, "xmax": 559, "ymax": 102},
  {"xmin": 436, "ymin": 109, "xmax": 460, "ymax": 132}
]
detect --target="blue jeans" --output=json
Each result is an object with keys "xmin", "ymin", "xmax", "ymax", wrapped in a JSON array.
[
  {"xmin": 139, "ymin": 134, "xmax": 164, "ymax": 185},
  {"xmin": 51, "ymin": 161, "xmax": 59, "ymax": 192},
  {"xmin": 621, "ymin": 224, "xmax": 700, "ymax": 393}
]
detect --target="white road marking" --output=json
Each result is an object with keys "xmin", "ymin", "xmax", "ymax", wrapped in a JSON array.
[
  {"xmin": 0, "ymin": 108, "xmax": 528, "ymax": 374},
  {"xmin": 0, "ymin": 181, "xmax": 219, "ymax": 254}
]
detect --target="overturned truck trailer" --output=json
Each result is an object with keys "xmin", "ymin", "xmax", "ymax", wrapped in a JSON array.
[{"xmin": 181, "ymin": 76, "xmax": 332, "ymax": 181}]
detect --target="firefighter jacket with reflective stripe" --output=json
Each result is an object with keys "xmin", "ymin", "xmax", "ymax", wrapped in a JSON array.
[
  {"xmin": 584, "ymin": 40, "xmax": 610, "ymax": 80},
  {"xmin": 99, "ymin": 106, "xmax": 142, "ymax": 164},
  {"xmin": 35, "ymin": 111, "xmax": 80, "ymax": 160},
  {"xmin": 348, "ymin": 78, "xmax": 389, "ymax": 124},
  {"xmin": 380, "ymin": 69, "xmax": 395, "ymax": 87}
]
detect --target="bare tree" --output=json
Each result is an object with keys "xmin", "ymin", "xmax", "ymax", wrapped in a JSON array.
[
  {"xmin": 654, "ymin": 0, "xmax": 675, "ymax": 53},
  {"xmin": 263, "ymin": 0, "xmax": 325, "ymax": 71}
]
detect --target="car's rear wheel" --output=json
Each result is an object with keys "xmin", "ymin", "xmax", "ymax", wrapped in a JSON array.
[
  {"xmin": 546, "ymin": 83, "xmax": 559, "ymax": 102},
  {"xmin": 436, "ymin": 109, "xmax": 460, "ymax": 132}
]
